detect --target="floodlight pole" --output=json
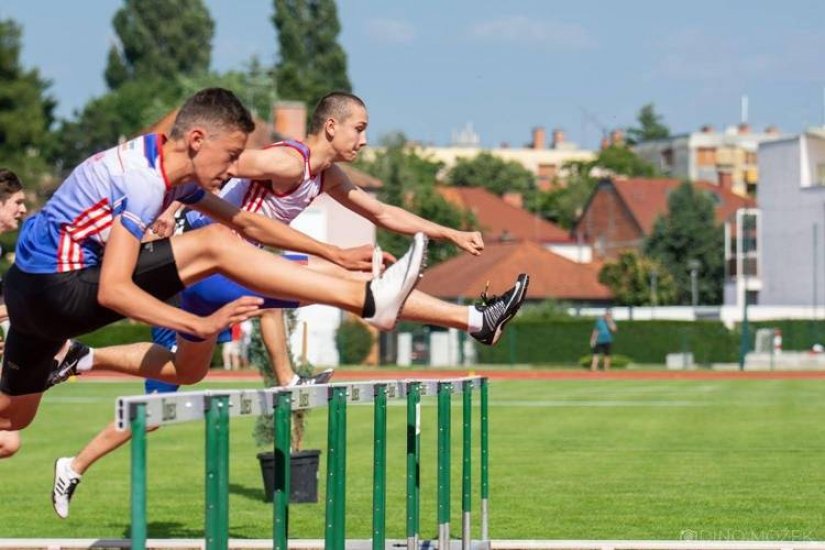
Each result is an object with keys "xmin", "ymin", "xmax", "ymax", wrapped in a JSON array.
[{"xmin": 738, "ymin": 210, "xmax": 752, "ymax": 371}]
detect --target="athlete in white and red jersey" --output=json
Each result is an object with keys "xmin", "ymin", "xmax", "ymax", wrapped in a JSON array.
[{"xmin": 0, "ymin": 88, "xmax": 428, "ymax": 452}]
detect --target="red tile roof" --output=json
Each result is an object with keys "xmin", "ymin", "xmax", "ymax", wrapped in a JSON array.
[
  {"xmin": 611, "ymin": 178, "xmax": 756, "ymax": 234},
  {"xmin": 417, "ymin": 240, "xmax": 611, "ymax": 301},
  {"xmin": 438, "ymin": 186, "xmax": 572, "ymax": 243}
]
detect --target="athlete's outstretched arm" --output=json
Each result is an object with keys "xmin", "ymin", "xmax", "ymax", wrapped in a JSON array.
[
  {"xmin": 190, "ymin": 192, "xmax": 373, "ymax": 271},
  {"xmin": 323, "ymin": 164, "xmax": 484, "ymax": 256},
  {"xmin": 97, "ymin": 220, "xmax": 262, "ymax": 339}
]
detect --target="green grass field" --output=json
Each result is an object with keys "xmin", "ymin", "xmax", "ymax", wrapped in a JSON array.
[{"xmin": 1, "ymin": 376, "xmax": 824, "ymax": 541}]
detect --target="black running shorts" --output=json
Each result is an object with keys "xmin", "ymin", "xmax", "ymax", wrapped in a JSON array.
[{"xmin": 0, "ymin": 239, "xmax": 185, "ymax": 396}]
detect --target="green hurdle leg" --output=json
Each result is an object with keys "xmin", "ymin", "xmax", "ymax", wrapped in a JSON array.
[
  {"xmin": 462, "ymin": 380, "xmax": 473, "ymax": 550},
  {"xmin": 325, "ymin": 386, "xmax": 348, "ymax": 550},
  {"xmin": 205, "ymin": 395, "xmax": 230, "ymax": 550},
  {"xmin": 406, "ymin": 382, "xmax": 421, "ymax": 550},
  {"xmin": 130, "ymin": 403, "xmax": 147, "ymax": 550},
  {"xmin": 272, "ymin": 391, "xmax": 292, "ymax": 550},
  {"xmin": 372, "ymin": 384, "xmax": 388, "ymax": 550},
  {"xmin": 480, "ymin": 378, "xmax": 490, "ymax": 541},
  {"xmin": 437, "ymin": 382, "xmax": 452, "ymax": 550},
  {"xmin": 336, "ymin": 387, "xmax": 347, "ymax": 550}
]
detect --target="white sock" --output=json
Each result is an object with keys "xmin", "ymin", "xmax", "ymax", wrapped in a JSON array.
[
  {"xmin": 467, "ymin": 306, "xmax": 483, "ymax": 333},
  {"xmin": 288, "ymin": 374, "xmax": 300, "ymax": 387},
  {"xmin": 76, "ymin": 348, "xmax": 94, "ymax": 372}
]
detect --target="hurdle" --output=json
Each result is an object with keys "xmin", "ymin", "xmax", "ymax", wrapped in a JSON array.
[{"xmin": 115, "ymin": 376, "xmax": 491, "ymax": 550}]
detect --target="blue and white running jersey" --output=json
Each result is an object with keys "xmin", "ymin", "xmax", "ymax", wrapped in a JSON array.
[{"xmin": 15, "ymin": 134, "xmax": 205, "ymax": 274}]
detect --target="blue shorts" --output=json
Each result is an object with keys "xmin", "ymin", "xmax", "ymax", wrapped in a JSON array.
[{"xmin": 177, "ymin": 253, "xmax": 308, "ymax": 342}]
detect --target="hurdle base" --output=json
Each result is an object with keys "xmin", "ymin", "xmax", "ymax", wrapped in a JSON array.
[{"xmin": 0, "ymin": 539, "xmax": 492, "ymax": 550}]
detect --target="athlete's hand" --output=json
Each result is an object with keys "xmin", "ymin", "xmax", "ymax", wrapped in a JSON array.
[
  {"xmin": 197, "ymin": 296, "xmax": 263, "ymax": 338},
  {"xmin": 151, "ymin": 212, "xmax": 177, "ymax": 238},
  {"xmin": 333, "ymin": 244, "xmax": 395, "ymax": 272},
  {"xmin": 449, "ymin": 229, "xmax": 484, "ymax": 256}
]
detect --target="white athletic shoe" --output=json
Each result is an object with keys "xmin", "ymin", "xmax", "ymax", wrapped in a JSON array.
[
  {"xmin": 372, "ymin": 244, "xmax": 383, "ymax": 278},
  {"xmin": 52, "ymin": 457, "xmax": 82, "ymax": 519},
  {"xmin": 365, "ymin": 232, "xmax": 428, "ymax": 330}
]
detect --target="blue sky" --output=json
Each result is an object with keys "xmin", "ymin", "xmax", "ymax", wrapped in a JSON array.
[{"xmin": 2, "ymin": 1, "xmax": 824, "ymax": 149}]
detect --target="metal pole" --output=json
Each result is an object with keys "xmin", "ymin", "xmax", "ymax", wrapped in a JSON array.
[
  {"xmin": 325, "ymin": 387, "xmax": 347, "ymax": 550},
  {"xmin": 437, "ymin": 382, "xmax": 452, "ymax": 550},
  {"xmin": 273, "ymin": 391, "xmax": 292, "ymax": 550},
  {"xmin": 336, "ymin": 388, "xmax": 347, "ymax": 550},
  {"xmin": 739, "ymin": 212, "xmax": 751, "ymax": 370},
  {"xmin": 462, "ymin": 381, "xmax": 473, "ymax": 550},
  {"xmin": 372, "ymin": 384, "xmax": 387, "ymax": 550},
  {"xmin": 205, "ymin": 395, "xmax": 230, "ymax": 550},
  {"xmin": 130, "ymin": 403, "xmax": 147, "ymax": 550},
  {"xmin": 480, "ymin": 378, "xmax": 490, "ymax": 541},
  {"xmin": 406, "ymin": 382, "xmax": 421, "ymax": 550}
]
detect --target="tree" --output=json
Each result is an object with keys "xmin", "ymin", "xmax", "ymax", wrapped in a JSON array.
[
  {"xmin": 598, "ymin": 251, "xmax": 677, "ymax": 306},
  {"xmin": 644, "ymin": 182, "xmax": 725, "ymax": 305},
  {"xmin": 595, "ymin": 144, "xmax": 657, "ymax": 178},
  {"xmin": 105, "ymin": 0, "xmax": 214, "ymax": 89},
  {"xmin": 0, "ymin": 18, "xmax": 56, "ymax": 186},
  {"xmin": 272, "ymin": 0, "xmax": 351, "ymax": 108},
  {"xmin": 627, "ymin": 103, "xmax": 670, "ymax": 145},
  {"xmin": 447, "ymin": 152, "xmax": 536, "ymax": 196},
  {"xmin": 355, "ymin": 133, "xmax": 475, "ymax": 265}
]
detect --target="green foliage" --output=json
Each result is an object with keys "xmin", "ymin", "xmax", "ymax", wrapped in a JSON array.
[
  {"xmin": 105, "ymin": 0, "xmax": 214, "ymax": 89},
  {"xmin": 595, "ymin": 144, "xmax": 657, "ymax": 177},
  {"xmin": 627, "ymin": 102, "xmax": 670, "ymax": 144},
  {"xmin": 273, "ymin": 0, "xmax": 351, "ymax": 108},
  {"xmin": 738, "ymin": 320, "xmax": 825, "ymax": 352},
  {"xmin": 335, "ymin": 318, "xmax": 374, "ymax": 365},
  {"xmin": 644, "ymin": 182, "xmax": 725, "ymax": 305},
  {"xmin": 475, "ymin": 319, "xmax": 738, "ymax": 365},
  {"xmin": 598, "ymin": 251, "xmax": 677, "ymax": 306},
  {"xmin": 355, "ymin": 133, "xmax": 475, "ymax": 265},
  {"xmin": 447, "ymin": 151, "xmax": 536, "ymax": 196},
  {"xmin": 0, "ymin": 18, "xmax": 56, "ymax": 185},
  {"xmin": 53, "ymin": 79, "xmax": 181, "ymax": 171},
  {"xmin": 516, "ymin": 299, "xmax": 572, "ymax": 321},
  {"xmin": 578, "ymin": 354, "xmax": 632, "ymax": 368}
]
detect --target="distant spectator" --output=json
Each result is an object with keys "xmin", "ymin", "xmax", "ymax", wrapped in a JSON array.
[{"xmin": 590, "ymin": 309, "xmax": 617, "ymax": 371}]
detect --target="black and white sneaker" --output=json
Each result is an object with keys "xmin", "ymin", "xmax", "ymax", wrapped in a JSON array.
[
  {"xmin": 365, "ymin": 232, "xmax": 428, "ymax": 330},
  {"xmin": 471, "ymin": 274, "xmax": 530, "ymax": 346},
  {"xmin": 46, "ymin": 341, "xmax": 90, "ymax": 389},
  {"xmin": 297, "ymin": 368, "xmax": 335, "ymax": 386},
  {"xmin": 52, "ymin": 456, "xmax": 82, "ymax": 519}
]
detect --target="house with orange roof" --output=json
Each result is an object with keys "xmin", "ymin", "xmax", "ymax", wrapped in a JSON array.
[
  {"xmin": 573, "ymin": 177, "xmax": 755, "ymax": 260},
  {"xmin": 437, "ymin": 186, "xmax": 593, "ymax": 263}
]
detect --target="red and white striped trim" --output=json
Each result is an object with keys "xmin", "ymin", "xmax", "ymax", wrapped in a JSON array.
[{"xmin": 57, "ymin": 198, "xmax": 113, "ymax": 272}]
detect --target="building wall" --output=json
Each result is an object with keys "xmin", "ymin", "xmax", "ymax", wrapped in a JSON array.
[
  {"xmin": 576, "ymin": 184, "xmax": 643, "ymax": 258},
  {"xmin": 759, "ymin": 134, "xmax": 825, "ymax": 306}
]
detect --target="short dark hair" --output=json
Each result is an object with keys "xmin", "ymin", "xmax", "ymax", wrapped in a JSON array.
[
  {"xmin": 0, "ymin": 169, "xmax": 23, "ymax": 203},
  {"xmin": 170, "ymin": 88, "xmax": 255, "ymax": 139},
  {"xmin": 309, "ymin": 91, "xmax": 366, "ymax": 135}
]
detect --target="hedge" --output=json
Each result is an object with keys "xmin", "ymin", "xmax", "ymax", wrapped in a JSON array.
[{"xmin": 475, "ymin": 319, "xmax": 738, "ymax": 365}]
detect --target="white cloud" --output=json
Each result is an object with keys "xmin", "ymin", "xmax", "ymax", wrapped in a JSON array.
[
  {"xmin": 468, "ymin": 15, "xmax": 596, "ymax": 50},
  {"xmin": 655, "ymin": 28, "xmax": 825, "ymax": 83},
  {"xmin": 365, "ymin": 18, "xmax": 416, "ymax": 45}
]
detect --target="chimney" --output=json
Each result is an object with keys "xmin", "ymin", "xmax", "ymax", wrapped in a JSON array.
[
  {"xmin": 764, "ymin": 125, "xmax": 780, "ymax": 136},
  {"xmin": 610, "ymin": 128, "xmax": 624, "ymax": 146},
  {"xmin": 273, "ymin": 101, "xmax": 307, "ymax": 141},
  {"xmin": 737, "ymin": 123, "xmax": 751, "ymax": 135},
  {"xmin": 718, "ymin": 169, "xmax": 733, "ymax": 190},
  {"xmin": 600, "ymin": 135, "xmax": 611, "ymax": 150},
  {"xmin": 532, "ymin": 127, "xmax": 546, "ymax": 150},
  {"xmin": 700, "ymin": 124, "xmax": 715, "ymax": 134},
  {"xmin": 551, "ymin": 128, "xmax": 566, "ymax": 148},
  {"xmin": 502, "ymin": 191, "xmax": 523, "ymax": 209}
]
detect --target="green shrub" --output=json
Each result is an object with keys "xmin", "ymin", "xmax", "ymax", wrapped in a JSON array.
[
  {"xmin": 476, "ymin": 319, "xmax": 737, "ymax": 365},
  {"xmin": 335, "ymin": 318, "xmax": 374, "ymax": 365},
  {"xmin": 578, "ymin": 354, "xmax": 632, "ymax": 369}
]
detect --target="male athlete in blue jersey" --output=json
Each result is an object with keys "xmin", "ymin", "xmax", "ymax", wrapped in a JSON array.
[{"xmin": 0, "ymin": 88, "xmax": 428, "ymax": 454}]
